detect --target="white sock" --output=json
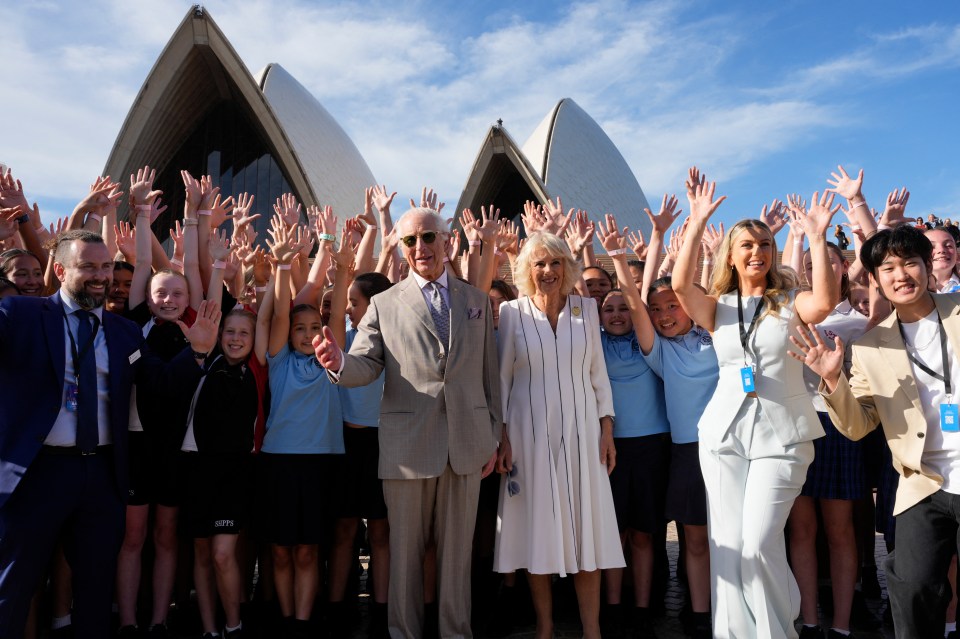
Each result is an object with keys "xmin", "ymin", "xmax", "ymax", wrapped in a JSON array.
[
  {"xmin": 830, "ymin": 629, "xmax": 850, "ymax": 637},
  {"xmin": 946, "ymin": 621, "xmax": 957, "ymax": 637},
  {"xmin": 51, "ymin": 614, "xmax": 72, "ymax": 630},
  {"xmin": 225, "ymin": 622, "xmax": 242, "ymax": 632}
]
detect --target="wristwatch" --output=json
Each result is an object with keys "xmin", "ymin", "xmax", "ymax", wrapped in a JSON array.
[{"xmin": 16, "ymin": 214, "xmax": 29, "ymax": 225}]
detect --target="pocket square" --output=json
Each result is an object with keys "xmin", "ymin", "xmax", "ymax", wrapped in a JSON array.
[{"xmin": 467, "ymin": 307, "xmax": 483, "ymax": 320}]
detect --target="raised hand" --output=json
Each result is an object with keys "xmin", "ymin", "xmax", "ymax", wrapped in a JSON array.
[
  {"xmin": 626, "ymin": 229, "xmax": 647, "ymax": 261},
  {"xmin": 684, "ymin": 167, "xmax": 726, "ymax": 223},
  {"xmin": 294, "ymin": 224, "xmax": 316, "ymax": 257},
  {"xmin": 565, "ymin": 209, "xmax": 594, "ymax": 255},
  {"xmin": 521, "ymin": 200, "xmax": 545, "ymax": 235},
  {"xmin": 476, "ymin": 205, "xmax": 501, "ymax": 244},
  {"xmin": 313, "ymin": 325, "xmax": 343, "ymax": 371},
  {"xmin": 410, "ymin": 187, "xmax": 444, "ymax": 212},
  {"xmin": 198, "ymin": 175, "xmax": 220, "ymax": 212},
  {"xmin": 786, "ymin": 194, "xmax": 807, "ymax": 218},
  {"xmin": 798, "ymin": 191, "xmax": 842, "ymax": 237},
  {"xmin": 359, "ymin": 187, "xmax": 378, "ymax": 227},
  {"xmin": 312, "ymin": 204, "xmax": 337, "ymax": 238},
  {"xmin": 596, "ymin": 213, "xmax": 627, "ymax": 254},
  {"xmin": 702, "ymin": 222, "xmax": 725, "ymax": 258},
  {"xmin": 0, "ymin": 168, "xmax": 30, "ymax": 211},
  {"xmin": 76, "ymin": 176, "xmax": 123, "ymax": 216},
  {"xmin": 128, "ymin": 166, "xmax": 162, "ymax": 207},
  {"xmin": 788, "ymin": 323, "xmax": 845, "ymax": 387},
  {"xmin": 266, "ymin": 215, "xmax": 297, "ymax": 264},
  {"xmin": 178, "ymin": 300, "xmax": 222, "ymax": 355},
  {"xmin": 880, "ymin": 187, "xmax": 910, "ymax": 227},
  {"xmin": 181, "ymin": 171, "xmax": 202, "ymax": 210},
  {"xmin": 760, "ymin": 199, "xmax": 787, "ymax": 235},
  {"xmin": 232, "ymin": 192, "xmax": 259, "ymax": 228},
  {"xmin": 168, "ymin": 221, "xmax": 184, "ymax": 256},
  {"xmin": 344, "ymin": 217, "xmax": 365, "ymax": 246},
  {"xmin": 542, "ymin": 196, "xmax": 573, "ymax": 236},
  {"xmin": 0, "ymin": 207, "xmax": 22, "ymax": 241},
  {"xmin": 274, "ymin": 193, "xmax": 302, "ymax": 227},
  {"xmin": 644, "ymin": 193, "xmax": 682, "ymax": 237},
  {"xmin": 826, "ymin": 165, "xmax": 864, "ymax": 201},
  {"xmin": 331, "ymin": 226, "xmax": 357, "ymax": 271},
  {"xmin": 149, "ymin": 197, "xmax": 168, "ymax": 224},
  {"xmin": 497, "ymin": 218, "xmax": 519, "ymax": 255},
  {"xmin": 209, "ymin": 230, "xmax": 231, "ymax": 262},
  {"xmin": 459, "ymin": 209, "xmax": 479, "ymax": 242},
  {"xmin": 370, "ymin": 184, "xmax": 397, "ymax": 215}
]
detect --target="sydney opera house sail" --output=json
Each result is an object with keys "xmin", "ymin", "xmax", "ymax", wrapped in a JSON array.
[
  {"xmin": 455, "ymin": 98, "xmax": 652, "ymax": 245},
  {"xmin": 102, "ymin": 6, "xmax": 375, "ymax": 242}
]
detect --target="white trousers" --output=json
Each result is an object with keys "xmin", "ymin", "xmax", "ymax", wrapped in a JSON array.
[{"xmin": 700, "ymin": 398, "xmax": 815, "ymax": 639}]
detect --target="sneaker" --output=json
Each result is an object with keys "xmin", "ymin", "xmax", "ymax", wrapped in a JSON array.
[
  {"xmin": 798, "ymin": 626, "xmax": 825, "ymax": 639},
  {"xmin": 223, "ymin": 626, "xmax": 243, "ymax": 638}
]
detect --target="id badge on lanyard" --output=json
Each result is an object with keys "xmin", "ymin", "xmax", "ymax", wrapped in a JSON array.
[{"xmin": 738, "ymin": 290, "xmax": 764, "ymax": 394}]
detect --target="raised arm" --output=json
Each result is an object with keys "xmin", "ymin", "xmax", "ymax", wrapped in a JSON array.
[
  {"xmin": 0, "ymin": 170, "xmax": 48, "ymax": 267},
  {"xmin": 598, "ymin": 214, "xmax": 657, "ymax": 354},
  {"xmin": 672, "ymin": 167, "xmax": 724, "ymax": 332},
  {"xmin": 293, "ymin": 206, "xmax": 336, "ymax": 307},
  {"xmin": 473, "ymin": 205, "xmax": 501, "ymax": 292},
  {"xmin": 354, "ymin": 187, "xmax": 379, "ymax": 275},
  {"xmin": 700, "ymin": 222, "xmax": 724, "ymax": 290},
  {"xmin": 794, "ymin": 190, "xmax": 842, "ymax": 324},
  {"xmin": 642, "ymin": 194, "xmax": 682, "ymax": 302},
  {"xmin": 206, "ymin": 229, "xmax": 231, "ymax": 309},
  {"xmin": 128, "ymin": 166, "xmax": 163, "ymax": 309},
  {"xmin": 784, "ymin": 196, "xmax": 806, "ymax": 276},
  {"xmin": 266, "ymin": 216, "xmax": 298, "ymax": 357},
  {"xmin": 327, "ymin": 227, "xmax": 357, "ymax": 350}
]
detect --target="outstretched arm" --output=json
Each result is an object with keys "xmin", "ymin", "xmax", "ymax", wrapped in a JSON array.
[
  {"xmin": 672, "ymin": 167, "xmax": 723, "ymax": 332},
  {"xmin": 794, "ymin": 189, "xmax": 842, "ymax": 324},
  {"xmin": 597, "ymin": 214, "xmax": 657, "ymax": 354}
]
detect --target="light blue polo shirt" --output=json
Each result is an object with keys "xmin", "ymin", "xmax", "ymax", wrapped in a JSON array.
[
  {"xmin": 262, "ymin": 344, "xmax": 344, "ymax": 454},
  {"xmin": 337, "ymin": 329, "xmax": 385, "ymax": 427},
  {"xmin": 644, "ymin": 327, "xmax": 719, "ymax": 444},
  {"xmin": 601, "ymin": 330, "xmax": 670, "ymax": 438}
]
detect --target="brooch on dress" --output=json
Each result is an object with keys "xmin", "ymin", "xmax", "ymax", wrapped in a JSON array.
[{"xmin": 572, "ymin": 306, "xmax": 581, "ymax": 317}]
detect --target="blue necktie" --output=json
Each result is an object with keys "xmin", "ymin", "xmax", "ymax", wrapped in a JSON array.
[
  {"xmin": 427, "ymin": 282, "xmax": 449, "ymax": 346},
  {"xmin": 74, "ymin": 310, "xmax": 99, "ymax": 453}
]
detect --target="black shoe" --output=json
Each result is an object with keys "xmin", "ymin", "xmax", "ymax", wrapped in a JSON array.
[
  {"xmin": 146, "ymin": 624, "xmax": 169, "ymax": 638},
  {"xmin": 690, "ymin": 611, "xmax": 712, "ymax": 639},
  {"xmin": 50, "ymin": 625, "xmax": 75, "ymax": 639},
  {"xmin": 631, "ymin": 607, "xmax": 657, "ymax": 639},
  {"xmin": 798, "ymin": 626, "xmax": 825, "ymax": 639},
  {"xmin": 860, "ymin": 565, "xmax": 882, "ymax": 599},
  {"xmin": 117, "ymin": 626, "xmax": 140, "ymax": 638},
  {"xmin": 224, "ymin": 625, "xmax": 243, "ymax": 638},
  {"xmin": 850, "ymin": 591, "xmax": 880, "ymax": 631},
  {"xmin": 827, "ymin": 630, "xmax": 856, "ymax": 639}
]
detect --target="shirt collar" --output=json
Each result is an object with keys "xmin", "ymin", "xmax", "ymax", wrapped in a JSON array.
[
  {"xmin": 411, "ymin": 270, "xmax": 449, "ymax": 292},
  {"xmin": 59, "ymin": 289, "xmax": 104, "ymax": 323}
]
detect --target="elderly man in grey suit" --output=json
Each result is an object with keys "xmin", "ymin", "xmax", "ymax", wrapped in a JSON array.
[{"xmin": 315, "ymin": 206, "xmax": 501, "ymax": 639}]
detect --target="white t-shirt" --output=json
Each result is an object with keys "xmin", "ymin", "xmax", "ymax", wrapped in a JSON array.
[{"xmin": 902, "ymin": 308, "xmax": 960, "ymax": 493}]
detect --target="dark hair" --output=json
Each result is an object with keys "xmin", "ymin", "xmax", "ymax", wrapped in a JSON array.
[
  {"xmin": 931, "ymin": 225, "xmax": 960, "ymax": 245},
  {"xmin": 114, "ymin": 260, "xmax": 135, "ymax": 274},
  {"xmin": 352, "ymin": 272, "xmax": 393, "ymax": 302},
  {"xmin": 0, "ymin": 248, "xmax": 41, "ymax": 277},
  {"xmin": 489, "ymin": 279, "xmax": 517, "ymax": 302},
  {"xmin": 583, "ymin": 265, "xmax": 614, "ymax": 284},
  {"xmin": 803, "ymin": 242, "xmax": 850, "ymax": 299},
  {"xmin": 627, "ymin": 259, "xmax": 644, "ymax": 270},
  {"xmin": 52, "ymin": 230, "xmax": 104, "ymax": 264},
  {"xmin": 0, "ymin": 277, "xmax": 21, "ymax": 296},
  {"xmin": 860, "ymin": 226, "xmax": 933, "ymax": 277},
  {"xmin": 649, "ymin": 276, "xmax": 672, "ymax": 297}
]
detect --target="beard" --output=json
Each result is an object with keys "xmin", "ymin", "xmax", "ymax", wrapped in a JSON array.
[{"xmin": 69, "ymin": 281, "xmax": 108, "ymax": 310}]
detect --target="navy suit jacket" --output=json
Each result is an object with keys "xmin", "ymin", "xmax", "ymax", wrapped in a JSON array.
[{"xmin": 0, "ymin": 293, "xmax": 203, "ymax": 508}]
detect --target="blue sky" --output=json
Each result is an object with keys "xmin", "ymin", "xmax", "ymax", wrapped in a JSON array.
[{"xmin": 1, "ymin": 0, "xmax": 958, "ymax": 233}]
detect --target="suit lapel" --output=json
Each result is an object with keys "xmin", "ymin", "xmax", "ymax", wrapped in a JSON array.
[
  {"xmin": 399, "ymin": 277, "xmax": 441, "ymax": 343},
  {"xmin": 42, "ymin": 294, "xmax": 67, "ymax": 392},
  {"xmin": 448, "ymin": 280, "xmax": 466, "ymax": 345},
  {"xmin": 877, "ymin": 311, "xmax": 925, "ymax": 413}
]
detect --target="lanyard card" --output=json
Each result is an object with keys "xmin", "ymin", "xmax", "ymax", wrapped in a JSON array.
[
  {"xmin": 65, "ymin": 383, "xmax": 79, "ymax": 413},
  {"xmin": 941, "ymin": 403, "xmax": 960, "ymax": 433},
  {"xmin": 741, "ymin": 366, "xmax": 756, "ymax": 393}
]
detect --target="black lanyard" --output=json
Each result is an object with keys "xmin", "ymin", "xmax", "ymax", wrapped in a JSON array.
[
  {"xmin": 899, "ymin": 311, "xmax": 952, "ymax": 398},
  {"xmin": 63, "ymin": 307, "xmax": 100, "ymax": 383},
  {"xmin": 737, "ymin": 289, "xmax": 765, "ymax": 363}
]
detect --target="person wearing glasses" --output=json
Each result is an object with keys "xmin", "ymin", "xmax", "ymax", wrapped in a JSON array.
[{"xmin": 314, "ymin": 206, "xmax": 501, "ymax": 639}]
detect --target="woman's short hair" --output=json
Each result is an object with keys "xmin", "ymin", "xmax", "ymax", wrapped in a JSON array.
[
  {"xmin": 861, "ymin": 226, "xmax": 933, "ymax": 277},
  {"xmin": 513, "ymin": 232, "xmax": 582, "ymax": 297}
]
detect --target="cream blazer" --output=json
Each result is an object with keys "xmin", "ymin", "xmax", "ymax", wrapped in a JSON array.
[
  {"xmin": 821, "ymin": 293, "xmax": 960, "ymax": 514},
  {"xmin": 336, "ymin": 276, "xmax": 501, "ymax": 480}
]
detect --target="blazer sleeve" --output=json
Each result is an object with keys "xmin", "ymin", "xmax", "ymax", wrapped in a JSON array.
[
  {"xmin": 820, "ymin": 344, "xmax": 881, "ymax": 441},
  {"xmin": 337, "ymin": 294, "xmax": 387, "ymax": 388}
]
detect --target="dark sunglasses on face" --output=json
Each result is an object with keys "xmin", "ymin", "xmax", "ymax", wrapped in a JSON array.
[{"xmin": 400, "ymin": 231, "xmax": 439, "ymax": 248}]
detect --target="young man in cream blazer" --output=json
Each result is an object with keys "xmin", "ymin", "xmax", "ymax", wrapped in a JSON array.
[{"xmin": 793, "ymin": 225, "xmax": 960, "ymax": 639}]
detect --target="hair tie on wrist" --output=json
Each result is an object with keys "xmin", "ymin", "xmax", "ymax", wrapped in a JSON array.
[
  {"xmin": 197, "ymin": 209, "xmax": 213, "ymax": 216},
  {"xmin": 318, "ymin": 233, "xmax": 335, "ymax": 242},
  {"xmin": 850, "ymin": 201, "xmax": 867, "ymax": 211},
  {"xmin": 182, "ymin": 218, "xmax": 199, "ymax": 227},
  {"xmin": 169, "ymin": 258, "xmax": 183, "ymax": 267},
  {"xmin": 87, "ymin": 213, "xmax": 102, "ymax": 224},
  {"xmin": 277, "ymin": 263, "xmax": 292, "ymax": 271},
  {"xmin": 468, "ymin": 240, "xmax": 482, "ymax": 247}
]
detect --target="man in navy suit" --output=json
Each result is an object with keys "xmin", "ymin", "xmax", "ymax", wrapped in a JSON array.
[{"xmin": 0, "ymin": 230, "xmax": 220, "ymax": 638}]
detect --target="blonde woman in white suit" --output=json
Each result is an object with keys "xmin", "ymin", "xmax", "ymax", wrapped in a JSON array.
[{"xmin": 671, "ymin": 168, "xmax": 840, "ymax": 639}]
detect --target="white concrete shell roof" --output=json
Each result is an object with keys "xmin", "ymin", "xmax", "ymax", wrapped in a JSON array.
[
  {"xmin": 522, "ymin": 98, "xmax": 652, "ymax": 240},
  {"xmin": 102, "ymin": 7, "xmax": 374, "ymax": 221},
  {"xmin": 256, "ymin": 63, "xmax": 375, "ymax": 220}
]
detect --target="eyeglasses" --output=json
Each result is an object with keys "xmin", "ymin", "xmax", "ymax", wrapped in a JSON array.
[{"xmin": 400, "ymin": 231, "xmax": 439, "ymax": 248}]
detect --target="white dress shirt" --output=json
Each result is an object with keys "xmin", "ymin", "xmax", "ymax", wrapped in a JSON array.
[{"xmin": 45, "ymin": 290, "xmax": 112, "ymax": 446}]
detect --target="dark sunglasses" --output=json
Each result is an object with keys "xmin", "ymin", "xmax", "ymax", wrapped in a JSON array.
[{"xmin": 400, "ymin": 231, "xmax": 439, "ymax": 248}]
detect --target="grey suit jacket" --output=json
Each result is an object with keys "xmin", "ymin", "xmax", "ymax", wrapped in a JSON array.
[{"xmin": 336, "ymin": 276, "xmax": 501, "ymax": 479}]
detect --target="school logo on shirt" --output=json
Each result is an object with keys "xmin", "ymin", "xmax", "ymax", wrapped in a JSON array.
[
  {"xmin": 824, "ymin": 329, "xmax": 838, "ymax": 341},
  {"xmin": 698, "ymin": 329, "xmax": 713, "ymax": 346}
]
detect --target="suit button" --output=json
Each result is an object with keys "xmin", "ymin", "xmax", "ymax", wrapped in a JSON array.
[
  {"xmin": 438, "ymin": 352, "xmax": 444, "ymax": 359},
  {"xmin": 918, "ymin": 432, "xmax": 925, "ymax": 438}
]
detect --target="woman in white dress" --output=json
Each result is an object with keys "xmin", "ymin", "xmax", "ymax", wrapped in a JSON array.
[
  {"xmin": 672, "ymin": 168, "xmax": 840, "ymax": 639},
  {"xmin": 494, "ymin": 232, "xmax": 625, "ymax": 639}
]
